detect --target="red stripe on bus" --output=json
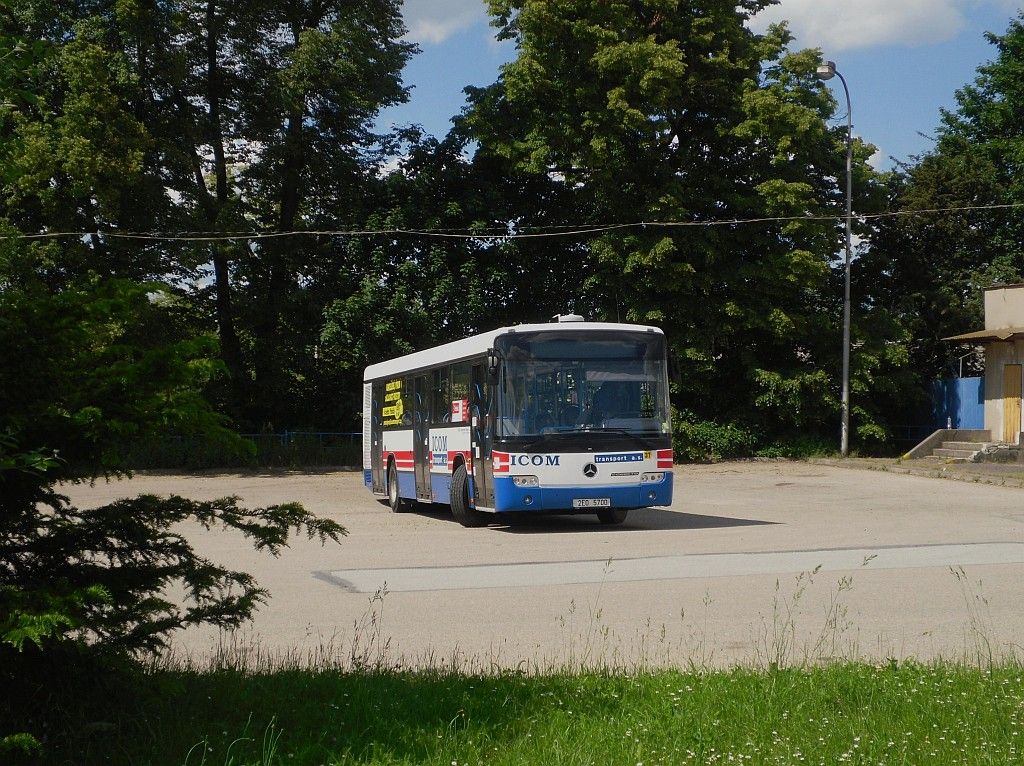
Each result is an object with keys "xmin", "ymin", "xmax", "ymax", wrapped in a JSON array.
[
  {"xmin": 447, "ymin": 450, "xmax": 471, "ymax": 462},
  {"xmin": 492, "ymin": 450, "xmax": 509, "ymax": 474},
  {"xmin": 383, "ymin": 450, "xmax": 415, "ymax": 472}
]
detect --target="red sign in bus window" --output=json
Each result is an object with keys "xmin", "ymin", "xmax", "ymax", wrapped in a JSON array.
[{"xmin": 451, "ymin": 399, "xmax": 468, "ymax": 422}]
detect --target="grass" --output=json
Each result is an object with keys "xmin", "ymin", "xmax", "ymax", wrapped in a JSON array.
[
  {"xmin": 6, "ymin": 568, "xmax": 1021, "ymax": 765},
  {"xmin": 8, "ymin": 658, "xmax": 1024, "ymax": 765},
  {"xmin": 7, "ymin": 568, "xmax": 1021, "ymax": 765}
]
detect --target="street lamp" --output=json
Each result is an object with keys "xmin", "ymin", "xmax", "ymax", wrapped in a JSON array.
[{"xmin": 816, "ymin": 59, "xmax": 853, "ymax": 458}]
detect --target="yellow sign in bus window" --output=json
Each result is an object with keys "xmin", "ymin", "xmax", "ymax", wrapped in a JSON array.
[{"xmin": 382, "ymin": 379, "xmax": 405, "ymax": 426}]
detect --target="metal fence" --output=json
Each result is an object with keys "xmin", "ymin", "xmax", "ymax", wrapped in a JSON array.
[
  {"xmin": 888, "ymin": 425, "xmax": 936, "ymax": 453},
  {"xmin": 125, "ymin": 431, "xmax": 362, "ymax": 470}
]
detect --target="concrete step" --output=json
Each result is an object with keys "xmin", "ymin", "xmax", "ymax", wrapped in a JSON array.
[
  {"xmin": 941, "ymin": 441, "xmax": 986, "ymax": 451},
  {"xmin": 921, "ymin": 455, "xmax": 971, "ymax": 463},
  {"xmin": 932, "ymin": 448, "xmax": 979, "ymax": 460}
]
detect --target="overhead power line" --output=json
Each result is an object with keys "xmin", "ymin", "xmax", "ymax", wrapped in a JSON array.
[{"xmin": 4, "ymin": 202, "xmax": 1024, "ymax": 243}]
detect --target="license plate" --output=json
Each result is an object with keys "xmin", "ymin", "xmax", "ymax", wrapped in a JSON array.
[{"xmin": 573, "ymin": 498, "xmax": 611, "ymax": 508}]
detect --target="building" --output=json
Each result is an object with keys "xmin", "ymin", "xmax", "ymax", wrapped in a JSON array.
[{"xmin": 945, "ymin": 283, "xmax": 1024, "ymax": 444}]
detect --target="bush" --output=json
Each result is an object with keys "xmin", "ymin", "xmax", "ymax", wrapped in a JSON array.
[
  {"xmin": 754, "ymin": 435, "xmax": 837, "ymax": 459},
  {"xmin": 672, "ymin": 411, "xmax": 759, "ymax": 462}
]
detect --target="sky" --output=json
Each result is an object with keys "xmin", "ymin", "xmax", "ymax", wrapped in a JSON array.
[{"xmin": 379, "ymin": 0, "xmax": 1024, "ymax": 170}]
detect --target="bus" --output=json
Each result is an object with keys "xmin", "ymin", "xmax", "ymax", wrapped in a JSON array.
[{"xmin": 362, "ymin": 315, "xmax": 674, "ymax": 527}]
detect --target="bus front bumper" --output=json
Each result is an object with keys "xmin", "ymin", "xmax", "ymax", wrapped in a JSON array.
[{"xmin": 491, "ymin": 473, "xmax": 673, "ymax": 513}]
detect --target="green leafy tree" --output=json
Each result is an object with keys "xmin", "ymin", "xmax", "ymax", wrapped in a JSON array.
[
  {"xmin": 0, "ymin": 277, "xmax": 346, "ymax": 755},
  {"xmin": 0, "ymin": 276, "xmax": 347, "ymax": 641},
  {"xmin": 0, "ymin": 10, "xmax": 164, "ymax": 285},
  {"xmin": 856, "ymin": 13, "xmax": 1024, "ymax": 435},
  {"xmin": 318, "ymin": 127, "xmax": 595, "ymax": 422},
  {"xmin": 465, "ymin": 0, "xmax": 884, "ymax": 449},
  {"xmin": 5, "ymin": 0, "xmax": 415, "ymax": 430},
  {"xmin": 0, "ymin": 23, "xmax": 346, "ymax": 753},
  {"xmin": 940, "ymin": 11, "xmax": 1024, "ymax": 263},
  {"xmin": 856, "ymin": 151, "xmax": 1005, "ymax": 422}
]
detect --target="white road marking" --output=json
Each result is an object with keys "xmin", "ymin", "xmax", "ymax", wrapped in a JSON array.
[{"xmin": 323, "ymin": 542, "xmax": 1024, "ymax": 593}]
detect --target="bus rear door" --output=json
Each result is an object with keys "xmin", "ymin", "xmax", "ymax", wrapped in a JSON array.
[{"xmin": 414, "ymin": 374, "xmax": 431, "ymax": 502}]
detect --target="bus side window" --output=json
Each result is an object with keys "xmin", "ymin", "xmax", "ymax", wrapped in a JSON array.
[
  {"xmin": 401, "ymin": 377, "xmax": 414, "ymax": 426},
  {"xmin": 471, "ymin": 381, "xmax": 482, "ymax": 442},
  {"xmin": 472, "ymin": 379, "xmax": 493, "ymax": 443},
  {"xmin": 432, "ymin": 368, "xmax": 450, "ymax": 424},
  {"xmin": 372, "ymin": 382, "xmax": 383, "ymax": 427},
  {"xmin": 452, "ymin": 362, "xmax": 471, "ymax": 423}
]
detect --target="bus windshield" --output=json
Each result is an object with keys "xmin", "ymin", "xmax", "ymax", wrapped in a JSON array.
[{"xmin": 496, "ymin": 330, "xmax": 671, "ymax": 439}]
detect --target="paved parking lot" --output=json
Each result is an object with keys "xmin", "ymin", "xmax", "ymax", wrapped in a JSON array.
[{"xmin": 67, "ymin": 462, "xmax": 1024, "ymax": 669}]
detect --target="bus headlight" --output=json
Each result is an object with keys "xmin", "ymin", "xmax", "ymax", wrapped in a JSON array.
[
  {"xmin": 641, "ymin": 472, "xmax": 665, "ymax": 483},
  {"xmin": 512, "ymin": 475, "xmax": 539, "ymax": 487}
]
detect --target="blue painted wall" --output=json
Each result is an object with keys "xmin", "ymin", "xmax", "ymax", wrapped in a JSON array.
[{"xmin": 930, "ymin": 376, "xmax": 985, "ymax": 429}]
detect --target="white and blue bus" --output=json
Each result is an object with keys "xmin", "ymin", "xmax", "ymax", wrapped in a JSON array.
[{"xmin": 362, "ymin": 315, "xmax": 674, "ymax": 526}]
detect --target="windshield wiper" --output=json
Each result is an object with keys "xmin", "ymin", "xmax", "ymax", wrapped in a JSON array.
[
  {"xmin": 513, "ymin": 431, "xmax": 582, "ymax": 449},
  {"xmin": 503, "ymin": 428, "xmax": 659, "ymax": 450},
  {"xmin": 580, "ymin": 427, "xmax": 653, "ymax": 447}
]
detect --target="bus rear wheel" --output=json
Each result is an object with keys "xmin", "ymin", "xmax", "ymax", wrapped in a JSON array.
[
  {"xmin": 388, "ymin": 463, "xmax": 411, "ymax": 513},
  {"xmin": 597, "ymin": 508, "xmax": 628, "ymax": 525},
  {"xmin": 451, "ymin": 464, "xmax": 487, "ymax": 528}
]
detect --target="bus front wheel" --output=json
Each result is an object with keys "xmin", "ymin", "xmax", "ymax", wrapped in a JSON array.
[
  {"xmin": 451, "ymin": 464, "xmax": 487, "ymax": 528},
  {"xmin": 597, "ymin": 508, "xmax": 628, "ymax": 525}
]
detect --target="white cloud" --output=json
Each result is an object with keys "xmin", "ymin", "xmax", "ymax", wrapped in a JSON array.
[
  {"xmin": 399, "ymin": 0, "xmax": 1021, "ymax": 50},
  {"xmin": 402, "ymin": 0, "xmax": 484, "ymax": 44},
  {"xmin": 751, "ymin": 0, "xmax": 969, "ymax": 51}
]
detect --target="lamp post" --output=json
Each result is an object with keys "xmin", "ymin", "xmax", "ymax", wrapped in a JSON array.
[{"xmin": 816, "ymin": 59, "xmax": 852, "ymax": 458}]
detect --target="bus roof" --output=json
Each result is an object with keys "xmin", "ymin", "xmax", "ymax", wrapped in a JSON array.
[{"xmin": 363, "ymin": 321, "xmax": 664, "ymax": 382}]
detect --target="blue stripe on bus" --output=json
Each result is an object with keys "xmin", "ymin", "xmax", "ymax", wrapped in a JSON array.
[
  {"xmin": 431, "ymin": 472, "xmax": 452, "ymax": 504},
  {"xmin": 397, "ymin": 470, "xmax": 416, "ymax": 499},
  {"xmin": 492, "ymin": 473, "xmax": 673, "ymax": 513}
]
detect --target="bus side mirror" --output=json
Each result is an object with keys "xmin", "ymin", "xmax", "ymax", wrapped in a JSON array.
[{"xmin": 486, "ymin": 349, "xmax": 499, "ymax": 382}]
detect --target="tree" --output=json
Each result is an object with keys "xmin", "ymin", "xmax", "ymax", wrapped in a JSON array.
[
  {"xmin": 856, "ymin": 13, "xmax": 1024, "ymax": 435},
  {"xmin": 464, "ymin": 0, "xmax": 884, "ymax": 449},
  {"xmin": 0, "ymin": 276, "xmax": 348, "ymax": 639},
  {"xmin": 5, "ymin": 0, "xmax": 416, "ymax": 429},
  {"xmin": 0, "ymin": 276, "xmax": 346, "ymax": 755},
  {"xmin": 317, "ymin": 126, "xmax": 598, "ymax": 422},
  {"xmin": 857, "ymin": 150, "xmax": 1005, "ymax": 376},
  {"xmin": 0, "ymin": 19, "xmax": 346, "ymax": 753}
]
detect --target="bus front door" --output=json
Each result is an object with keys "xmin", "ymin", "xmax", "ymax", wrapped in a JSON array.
[{"xmin": 471, "ymin": 364, "xmax": 495, "ymax": 509}]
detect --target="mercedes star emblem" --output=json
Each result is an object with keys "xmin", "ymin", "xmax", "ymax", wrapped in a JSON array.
[{"xmin": 583, "ymin": 463, "xmax": 598, "ymax": 478}]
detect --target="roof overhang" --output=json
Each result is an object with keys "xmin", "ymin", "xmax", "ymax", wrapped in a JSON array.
[{"xmin": 943, "ymin": 327, "xmax": 1024, "ymax": 342}]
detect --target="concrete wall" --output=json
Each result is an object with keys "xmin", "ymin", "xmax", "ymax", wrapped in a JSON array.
[
  {"xmin": 984, "ymin": 284, "xmax": 1024, "ymax": 330},
  {"xmin": 984, "ymin": 340, "xmax": 1024, "ymax": 441}
]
